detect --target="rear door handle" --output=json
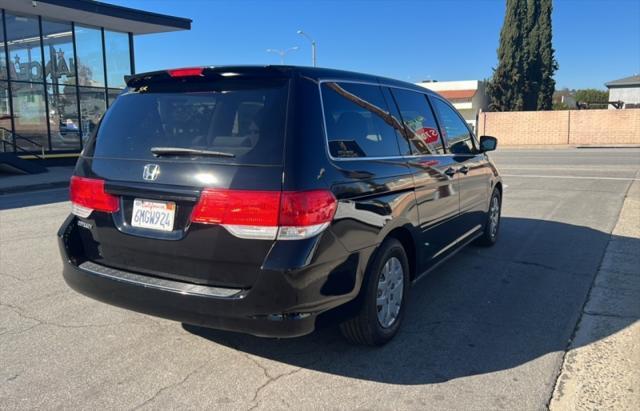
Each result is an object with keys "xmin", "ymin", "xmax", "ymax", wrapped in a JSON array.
[
  {"xmin": 444, "ymin": 167, "xmax": 457, "ymax": 177},
  {"xmin": 458, "ymin": 166, "xmax": 469, "ymax": 174}
]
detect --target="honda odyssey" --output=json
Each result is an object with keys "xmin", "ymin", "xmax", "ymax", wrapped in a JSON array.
[{"xmin": 58, "ymin": 66, "xmax": 502, "ymax": 345}]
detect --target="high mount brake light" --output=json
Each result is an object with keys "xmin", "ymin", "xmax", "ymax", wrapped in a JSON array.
[
  {"xmin": 191, "ymin": 189, "xmax": 337, "ymax": 240},
  {"xmin": 69, "ymin": 176, "xmax": 119, "ymax": 218},
  {"xmin": 167, "ymin": 67, "xmax": 205, "ymax": 78}
]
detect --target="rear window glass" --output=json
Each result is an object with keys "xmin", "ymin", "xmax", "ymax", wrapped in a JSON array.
[{"xmin": 87, "ymin": 78, "xmax": 289, "ymax": 165}]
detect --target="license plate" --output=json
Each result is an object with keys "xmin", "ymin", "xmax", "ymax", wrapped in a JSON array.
[{"xmin": 131, "ymin": 199, "xmax": 176, "ymax": 232}]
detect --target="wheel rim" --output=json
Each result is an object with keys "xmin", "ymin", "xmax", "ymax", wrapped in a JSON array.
[
  {"xmin": 376, "ymin": 256, "xmax": 404, "ymax": 329},
  {"xmin": 489, "ymin": 195, "xmax": 500, "ymax": 240}
]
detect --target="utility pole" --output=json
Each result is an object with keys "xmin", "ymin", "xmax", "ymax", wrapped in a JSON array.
[
  {"xmin": 266, "ymin": 46, "xmax": 299, "ymax": 65},
  {"xmin": 297, "ymin": 30, "xmax": 316, "ymax": 67}
]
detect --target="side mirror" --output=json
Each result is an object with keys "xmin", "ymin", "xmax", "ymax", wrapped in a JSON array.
[{"xmin": 479, "ymin": 135, "xmax": 498, "ymax": 152}]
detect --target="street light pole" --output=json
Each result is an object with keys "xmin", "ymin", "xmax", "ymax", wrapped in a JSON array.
[
  {"xmin": 297, "ymin": 30, "xmax": 316, "ymax": 67},
  {"xmin": 266, "ymin": 46, "xmax": 299, "ymax": 65}
]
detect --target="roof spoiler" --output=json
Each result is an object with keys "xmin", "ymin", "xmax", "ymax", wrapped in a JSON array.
[{"xmin": 125, "ymin": 66, "xmax": 293, "ymax": 88}]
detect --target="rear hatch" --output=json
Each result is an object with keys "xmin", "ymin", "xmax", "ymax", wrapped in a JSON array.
[{"xmin": 73, "ymin": 68, "xmax": 291, "ymax": 288}]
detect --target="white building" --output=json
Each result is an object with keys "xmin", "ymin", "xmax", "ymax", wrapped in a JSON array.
[
  {"xmin": 416, "ymin": 80, "xmax": 489, "ymax": 130},
  {"xmin": 605, "ymin": 75, "xmax": 640, "ymax": 109}
]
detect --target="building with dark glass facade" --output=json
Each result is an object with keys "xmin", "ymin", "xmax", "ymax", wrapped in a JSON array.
[{"xmin": 0, "ymin": 0, "xmax": 190, "ymax": 157}]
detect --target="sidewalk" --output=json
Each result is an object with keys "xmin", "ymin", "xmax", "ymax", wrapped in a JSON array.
[
  {"xmin": 497, "ymin": 144, "xmax": 640, "ymax": 150},
  {"xmin": 0, "ymin": 166, "xmax": 73, "ymax": 195},
  {"xmin": 550, "ymin": 177, "xmax": 640, "ymax": 410}
]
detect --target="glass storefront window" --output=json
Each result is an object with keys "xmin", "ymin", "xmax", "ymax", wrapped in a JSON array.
[
  {"xmin": 10, "ymin": 81, "xmax": 48, "ymax": 149},
  {"xmin": 48, "ymin": 82, "xmax": 80, "ymax": 150},
  {"xmin": 5, "ymin": 13, "xmax": 43, "ymax": 83},
  {"xmin": 75, "ymin": 25, "xmax": 105, "ymax": 87},
  {"xmin": 0, "ymin": 82, "xmax": 11, "ymax": 152},
  {"xmin": 104, "ymin": 31, "xmax": 130, "ymax": 88},
  {"xmin": 79, "ymin": 86, "xmax": 106, "ymax": 142},
  {"xmin": 0, "ymin": 11, "xmax": 131, "ymax": 154},
  {"xmin": 107, "ymin": 88, "xmax": 123, "ymax": 107},
  {"xmin": 0, "ymin": 16, "xmax": 7, "ymax": 80},
  {"xmin": 42, "ymin": 19, "xmax": 75, "ymax": 86}
]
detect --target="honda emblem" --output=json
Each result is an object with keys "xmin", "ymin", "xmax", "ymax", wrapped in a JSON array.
[{"xmin": 142, "ymin": 164, "xmax": 160, "ymax": 181}]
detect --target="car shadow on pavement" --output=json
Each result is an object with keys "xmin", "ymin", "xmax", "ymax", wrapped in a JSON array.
[{"xmin": 183, "ymin": 217, "xmax": 638, "ymax": 385}]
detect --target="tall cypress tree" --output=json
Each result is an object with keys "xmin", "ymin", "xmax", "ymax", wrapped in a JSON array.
[
  {"xmin": 536, "ymin": 0, "xmax": 558, "ymax": 110},
  {"xmin": 489, "ymin": 0, "xmax": 558, "ymax": 111},
  {"xmin": 523, "ymin": 0, "xmax": 541, "ymax": 110},
  {"xmin": 487, "ymin": 0, "xmax": 528, "ymax": 111}
]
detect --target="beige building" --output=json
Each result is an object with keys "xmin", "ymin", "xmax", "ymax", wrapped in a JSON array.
[{"xmin": 416, "ymin": 80, "xmax": 489, "ymax": 131}]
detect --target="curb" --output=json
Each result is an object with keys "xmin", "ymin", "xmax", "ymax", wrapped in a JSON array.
[
  {"xmin": 498, "ymin": 145, "xmax": 640, "ymax": 150},
  {"xmin": 576, "ymin": 145, "xmax": 640, "ymax": 149}
]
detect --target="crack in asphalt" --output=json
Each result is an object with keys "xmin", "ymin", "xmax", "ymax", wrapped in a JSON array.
[
  {"xmin": 242, "ymin": 353, "xmax": 275, "ymax": 380},
  {"xmin": 0, "ymin": 301, "xmax": 133, "ymax": 330},
  {"xmin": 131, "ymin": 364, "xmax": 206, "ymax": 410},
  {"xmin": 582, "ymin": 310, "xmax": 638, "ymax": 320},
  {"xmin": 236, "ymin": 338, "xmax": 339, "ymax": 410},
  {"xmin": 462, "ymin": 250, "xmax": 587, "ymax": 277},
  {"xmin": 246, "ymin": 366, "xmax": 305, "ymax": 411},
  {"xmin": 0, "ymin": 322, "xmax": 41, "ymax": 338},
  {"xmin": 0, "ymin": 271, "xmax": 25, "ymax": 282}
]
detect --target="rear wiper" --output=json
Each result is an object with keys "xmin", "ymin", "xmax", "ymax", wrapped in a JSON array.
[{"xmin": 150, "ymin": 147, "xmax": 235, "ymax": 158}]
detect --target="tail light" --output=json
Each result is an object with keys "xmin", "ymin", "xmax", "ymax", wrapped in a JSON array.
[
  {"xmin": 69, "ymin": 176, "xmax": 119, "ymax": 218},
  {"xmin": 191, "ymin": 189, "xmax": 337, "ymax": 240},
  {"xmin": 191, "ymin": 190, "xmax": 281, "ymax": 240},
  {"xmin": 279, "ymin": 190, "xmax": 337, "ymax": 239}
]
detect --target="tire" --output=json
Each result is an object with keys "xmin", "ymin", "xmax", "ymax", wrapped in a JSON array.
[
  {"xmin": 475, "ymin": 188, "xmax": 501, "ymax": 246},
  {"xmin": 340, "ymin": 238, "xmax": 410, "ymax": 346}
]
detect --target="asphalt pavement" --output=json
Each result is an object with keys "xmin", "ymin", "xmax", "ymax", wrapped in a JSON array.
[{"xmin": 1, "ymin": 148, "xmax": 639, "ymax": 410}]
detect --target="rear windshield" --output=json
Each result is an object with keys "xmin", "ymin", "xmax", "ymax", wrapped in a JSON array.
[{"xmin": 86, "ymin": 78, "xmax": 289, "ymax": 165}]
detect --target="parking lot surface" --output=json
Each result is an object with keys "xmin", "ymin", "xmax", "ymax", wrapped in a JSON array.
[{"xmin": 1, "ymin": 148, "xmax": 639, "ymax": 410}]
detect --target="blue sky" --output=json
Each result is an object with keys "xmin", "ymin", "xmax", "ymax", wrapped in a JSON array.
[{"xmin": 111, "ymin": 0, "xmax": 640, "ymax": 90}]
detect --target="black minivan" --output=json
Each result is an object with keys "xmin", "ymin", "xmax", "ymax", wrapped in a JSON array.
[{"xmin": 58, "ymin": 66, "xmax": 502, "ymax": 345}]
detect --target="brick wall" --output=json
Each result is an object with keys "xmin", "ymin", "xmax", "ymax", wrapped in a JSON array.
[{"xmin": 478, "ymin": 109, "xmax": 640, "ymax": 146}]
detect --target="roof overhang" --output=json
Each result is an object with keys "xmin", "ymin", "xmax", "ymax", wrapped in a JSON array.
[
  {"xmin": 605, "ymin": 75, "xmax": 640, "ymax": 88},
  {"xmin": 0, "ymin": 0, "xmax": 191, "ymax": 34},
  {"xmin": 451, "ymin": 101, "xmax": 473, "ymax": 110},
  {"xmin": 437, "ymin": 89, "xmax": 477, "ymax": 100},
  {"xmin": 606, "ymin": 83, "xmax": 640, "ymax": 88}
]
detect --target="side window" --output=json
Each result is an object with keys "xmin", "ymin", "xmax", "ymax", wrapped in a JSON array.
[
  {"xmin": 381, "ymin": 87, "xmax": 412, "ymax": 156},
  {"xmin": 321, "ymin": 82, "xmax": 404, "ymax": 158},
  {"xmin": 431, "ymin": 97, "xmax": 475, "ymax": 155},
  {"xmin": 389, "ymin": 88, "xmax": 444, "ymax": 155}
]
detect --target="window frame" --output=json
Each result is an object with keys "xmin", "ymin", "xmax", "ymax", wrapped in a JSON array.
[
  {"xmin": 428, "ymin": 94, "xmax": 479, "ymax": 155},
  {"xmin": 318, "ymin": 79, "xmax": 453, "ymax": 161}
]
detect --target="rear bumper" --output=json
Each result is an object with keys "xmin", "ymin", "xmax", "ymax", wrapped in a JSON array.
[{"xmin": 58, "ymin": 215, "xmax": 361, "ymax": 338}]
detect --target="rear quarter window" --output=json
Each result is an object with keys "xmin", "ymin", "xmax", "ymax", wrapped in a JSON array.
[
  {"xmin": 321, "ymin": 82, "xmax": 405, "ymax": 158},
  {"xmin": 86, "ymin": 78, "xmax": 289, "ymax": 165}
]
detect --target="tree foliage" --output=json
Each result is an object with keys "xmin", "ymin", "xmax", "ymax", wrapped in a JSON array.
[
  {"xmin": 487, "ymin": 0, "xmax": 527, "ymax": 111},
  {"xmin": 536, "ymin": 0, "xmax": 557, "ymax": 110},
  {"xmin": 575, "ymin": 89, "xmax": 608, "ymax": 104},
  {"xmin": 488, "ymin": 0, "xmax": 558, "ymax": 111}
]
